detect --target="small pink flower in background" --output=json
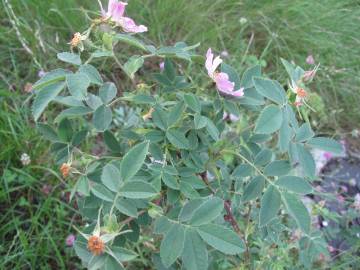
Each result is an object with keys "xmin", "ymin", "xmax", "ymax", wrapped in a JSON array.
[
  {"xmin": 66, "ymin": 234, "xmax": 76, "ymax": 247},
  {"xmin": 323, "ymin": 152, "xmax": 332, "ymax": 160},
  {"xmin": 336, "ymin": 194, "xmax": 345, "ymax": 204},
  {"xmin": 205, "ymin": 48, "xmax": 244, "ymax": 97},
  {"xmin": 328, "ymin": 245, "xmax": 336, "ymax": 253},
  {"xmin": 100, "ymin": 0, "xmax": 147, "ymax": 33},
  {"xmin": 41, "ymin": 184, "xmax": 52, "ymax": 195},
  {"xmin": 159, "ymin": 61, "xmax": 165, "ymax": 71},
  {"xmin": 302, "ymin": 64, "xmax": 320, "ymax": 82},
  {"xmin": 38, "ymin": 70, "xmax": 47, "ymax": 78},
  {"xmin": 223, "ymin": 112, "xmax": 240, "ymax": 122},
  {"xmin": 340, "ymin": 185, "xmax": 348, "ymax": 193},
  {"xmin": 306, "ymin": 54, "xmax": 315, "ymax": 65}
]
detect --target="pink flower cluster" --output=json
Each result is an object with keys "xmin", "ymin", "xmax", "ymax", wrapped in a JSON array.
[
  {"xmin": 205, "ymin": 48, "xmax": 244, "ymax": 97},
  {"xmin": 101, "ymin": 0, "xmax": 147, "ymax": 33}
]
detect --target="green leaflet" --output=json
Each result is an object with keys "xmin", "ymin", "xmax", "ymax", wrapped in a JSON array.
[
  {"xmin": 101, "ymin": 163, "xmax": 122, "ymax": 192},
  {"xmin": 57, "ymin": 52, "xmax": 81, "ymax": 65},
  {"xmin": 242, "ymin": 176, "xmax": 266, "ymax": 202},
  {"xmin": 197, "ymin": 224, "xmax": 245, "ymax": 255},
  {"xmin": 120, "ymin": 141, "xmax": 149, "ymax": 181},
  {"xmin": 182, "ymin": 229, "xmax": 208, "ymax": 270},
  {"xmin": 253, "ymin": 77, "xmax": 286, "ymax": 105},
  {"xmin": 264, "ymin": 160, "xmax": 291, "ymax": 176},
  {"xmin": 307, "ymin": 137, "xmax": 343, "ymax": 154},
  {"xmin": 119, "ymin": 181, "xmax": 157, "ymax": 199},
  {"xmin": 32, "ymin": 82, "xmax": 66, "ymax": 121},
  {"xmin": 124, "ymin": 55, "xmax": 144, "ymax": 79},
  {"xmin": 92, "ymin": 105, "xmax": 112, "ymax": 131},
  {"xmin": 99, "ymin": 82, "xmax": 117, "ymax": 104},
  {"xmin": 66, "ymin": 72, "xmax": 90, "ymax": 100},
  {"xmin": 255, "ymin": 105, "xmax": 283, "ymax": 134},
  {"xmin": 160, "ymin": 223, "xmax": 185, "ymax": 267},
  {"xmin": 189, "ymin": 197, "xmax": 223, "ymax": 226},
  {"xmin": 259, "ymin": 185, "xmax": 281, "ymax": 226},
  {"xmin": 282, "ymin": 192, "xmax": 311, "ymax": 233},
  {"xmin": 166, "ymin": 129, "xmax": 190, "ymax": 149},
  {"xmin": 275, "ymin": 176, "xmax": 312, "ymax": 194}
]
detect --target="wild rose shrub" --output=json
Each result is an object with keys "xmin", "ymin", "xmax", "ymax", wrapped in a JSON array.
[{"xmin": 31, "ymin": 1, "xmax": 343, "ymax": 269}]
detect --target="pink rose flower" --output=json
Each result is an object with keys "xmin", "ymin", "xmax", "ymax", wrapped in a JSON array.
[
  {"xmin": 100, "ymin": 0, "xmax": 147, "ymax": 33},
  {"xmin": 205, "ymin": 48, "xmax": 244, "ymax": 97}
]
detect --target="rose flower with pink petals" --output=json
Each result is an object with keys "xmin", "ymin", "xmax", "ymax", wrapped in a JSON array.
[
  {"xmin": 205, "ymin": 48, "xmax": 244, "ymax": 97},
  {"xmin": 99, "ymin": 0, "xmax": 148, "ymax": 33}
]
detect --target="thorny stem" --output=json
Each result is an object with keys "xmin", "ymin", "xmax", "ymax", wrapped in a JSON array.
[
  {"xmin": 223, "ymin": 200, "xmax": 241, "ymax": 234},
  {"xmin": 200, "ymin": 172, "xmax": 251, "ymax": 265}
]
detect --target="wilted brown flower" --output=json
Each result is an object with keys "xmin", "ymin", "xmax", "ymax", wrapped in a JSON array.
[
  {"xmin": 24, "ymin": 83, "xmax": 33, "ymax": 93},
  {"xmin": 142, "ymin": 108, "xmax": 154, "ymax": 121},
  {"xmin": 69, "ymin": 32, "xmax": 86, "ymax": 48}
]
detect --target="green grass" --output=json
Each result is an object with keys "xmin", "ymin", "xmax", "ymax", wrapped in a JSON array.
[
  {"xmin": 1, "ymin": 0, "xmax": 359, "ymax": 268},
  {"xmin": 0, "ymin": 92, "xmax": 80, "ymax": 269},
  {"xmin": 1, "ymin": 0, "xmax": 359, "ymax": 127}
]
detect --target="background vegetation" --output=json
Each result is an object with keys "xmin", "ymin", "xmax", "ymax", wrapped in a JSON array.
[{"xmin": 1, "ymin": 0, "xmax": 359, "ymax": 268}]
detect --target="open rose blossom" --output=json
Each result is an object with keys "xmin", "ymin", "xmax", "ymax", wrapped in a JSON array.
[
  {"xmin": 205, "ymin": 48, "xmax": 244, "ymax": 97},
  {"xmin": 100, "ymin": 0, "xmax": 147, "ymax": 33}
]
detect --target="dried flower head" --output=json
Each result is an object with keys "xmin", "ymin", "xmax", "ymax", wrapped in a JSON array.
[
  {"xmin": 87, "ymin": 235, "xmax": 105, "ymax": 255},
  {"xmin": 142, "ymin": 108, "xmax": 154, "ymax": 121},
  {"xmin": 24, "ymin": 83, "xmax": 33, "ymax": 93},
  {"xmin": 69, "ymin": 32, "xmax": 87, "ymax": 48},
  {"xmin": 60, "ymin": 163, "xmax": 71, "ymax": 178}
]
